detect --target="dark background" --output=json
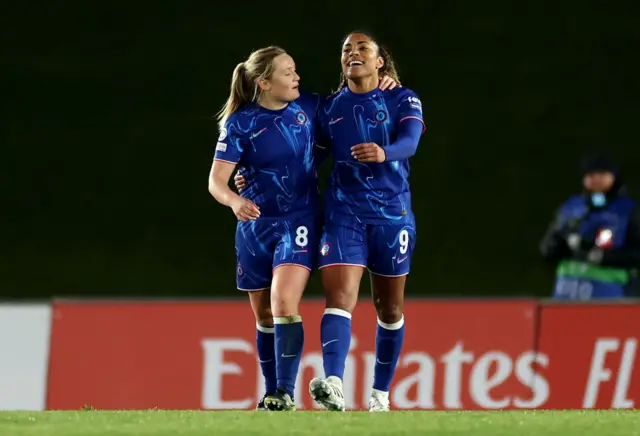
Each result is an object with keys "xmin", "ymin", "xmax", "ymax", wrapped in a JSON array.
[{"xmin": 2, "ymin": 1, "xmax": 639, "ymax": 299}]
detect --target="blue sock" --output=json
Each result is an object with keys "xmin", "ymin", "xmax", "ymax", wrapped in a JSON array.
[
  {"xmin": 321, "ymin": 308, "xmax": 352, "ymax": 380},
  {"xmin": 373, "ymin": 315, "xmax": 405, "ymax": 392},
  {"xmin": 274, "ymin": 315, "xmax": 304, "ymax": 398},
  {"xmin": 256, "ymin": 324, "xmax": 277, "ymax": 394}
]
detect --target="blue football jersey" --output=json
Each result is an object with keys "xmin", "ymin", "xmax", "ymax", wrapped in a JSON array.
[
  {"xmin": 214, "ymin": 91, "xmax": 321, "ymax": 219},
  {"xmin": 319, "ymin": 87, "xmax": 425, "ymax": 224}
]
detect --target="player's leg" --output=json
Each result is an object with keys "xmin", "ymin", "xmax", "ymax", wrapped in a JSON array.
[
  {"xmin": 310, "ymin": 217, "xmax": 367, "ymax": 411},
  {"xmin": 368, "ymin": 274, "xmax": 406, "ymax": 412},
  {"xmin": 367, "ymin": 222, "xmax": 416, "ymax": 412},
  {"xmin": 247, "ymin": 289, "xmax": 274, "ymax": 411},
  {"xmin": 263, "ymin": 215, "xmax": 318, "ymax": 411},
  {"xmin": 236, "ymin": 220, "xmax": 277, "ymax": 410}
]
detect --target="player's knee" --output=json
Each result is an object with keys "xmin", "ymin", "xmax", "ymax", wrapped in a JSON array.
[
  {"xmin": 255, "ymin": 306, "xmax": 273, "ymax": 327},
  {"xmin": 376, "ymin": 304, "xmax": 403, "ymax": 324},
  {"xmin": 271, "ymin": 295, "xmax": 300, "ymax": 317},
  {"xmin": 325, "ymin": 288, "xmax": 358, "ymax": 313}
]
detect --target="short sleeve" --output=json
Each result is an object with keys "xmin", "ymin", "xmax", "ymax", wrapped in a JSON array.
[
  {"xmin": 214, "ymin": 117, "xmax": 244, "ymax": 165},
  {"xmin": 316, "ymin": 95, "xmax": 331, "ymax": 143},
  {"xmin": 298, "ymin": 90, "xmax": 330, "ymax": 159},
  {"xmin": 396, "ymin": 89, "xmax": 426, "ymax": 133}
]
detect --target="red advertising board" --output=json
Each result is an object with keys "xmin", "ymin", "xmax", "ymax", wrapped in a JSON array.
[
  {"xmin": 46, "ymin": 300, "xmax": 639, "ymax": 410},
  {"xmin": 537, "ymin": 304, "xmax": 640, "ymax": 409},
  {"xmin": 46, "ymin": 300, "xmax": 539, "ymax": 410}
]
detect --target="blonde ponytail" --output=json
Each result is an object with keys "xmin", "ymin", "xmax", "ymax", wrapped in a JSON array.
[
  {"xmin": 217, "ymin": 62, "xmax": 252, "ymax": 130},
  {"xmin": 215, "ymin": 46, "xmax": 288, "ymax": 131}
]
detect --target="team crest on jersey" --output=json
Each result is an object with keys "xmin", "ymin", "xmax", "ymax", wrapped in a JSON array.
[
  {"xmin": 237, "ymin": 263, "xmax": 244, "ymax": 277},
  {"xmin": 595, "ymin": 228, "xmax": 614, "ymax": 248},
  {"xmin": 218, "ymin": 128, "xmax": 227, "ymax": 141},
  {"xmin": 374, "ymin": 110, "xmax": 388, "ymax": 123},
  {"xmin": 295, "ymin": 111, "xmax": 308, "ymax": 125},
  {"xmin": 320, "ymin": 243, "xmax": 331, "ymax": 256}
]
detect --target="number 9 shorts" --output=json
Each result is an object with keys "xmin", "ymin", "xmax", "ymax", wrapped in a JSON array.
[{"xmin": 317, "ymin": 215, "xmax": 417, "ymax": 277}]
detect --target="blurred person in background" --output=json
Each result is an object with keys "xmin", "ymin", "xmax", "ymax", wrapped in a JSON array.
[{"xmin": 539, "ymin": 151, "xmax": 640, "ymax": 300}]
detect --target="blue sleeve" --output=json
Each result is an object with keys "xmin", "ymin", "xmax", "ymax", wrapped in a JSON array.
[
  {"xmin": 298, "ymin": 90, "xmax": 321, "ymax": 116},
  {"xmin": 396, "ymin": 89, "xmax": 426, "ymax": 131},
  {"xmin": 383, "ymin": 89, "xmax": 426, "ymax": 162},
  {"xmin": 383, "ymin": 119, "xmax": 423, "ymax": 162},
  {"xmin": 214, "ymin": 117, "xmax": 244, "ymax": 164},
  {"xmin": 313, "ymin": 140, "xmax": 330, "ymax": 166},
  {"xmin": 313, "ymin": 95, "xmax": 331, "ymax": 166}
]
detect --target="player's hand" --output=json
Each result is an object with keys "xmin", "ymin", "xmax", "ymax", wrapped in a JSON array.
[
  {"xmin": 378, "ymin": 75, "xmax": 401, "ymax": 91},
  {"xmin": 234, "ymin": 171, "xmax": 246, "ymax": 193},
  {"xmin": 351, "ymin": 142, "xmax": 386, "ymax": 163},
  {"xmin": 230, "ymin": 197, "xmax": 260, "ymax": 221}
]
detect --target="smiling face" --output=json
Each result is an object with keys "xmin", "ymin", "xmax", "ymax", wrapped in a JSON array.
[{"xmin": 341, "ymin": 33, "xmax": 384, "ymax": 82}]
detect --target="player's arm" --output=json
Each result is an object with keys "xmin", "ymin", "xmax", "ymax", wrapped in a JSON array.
[
  {"xmin": 307, "ymin": 92, "xmax": 331, "ymax": 167},
  {"xmin": 313, "ymin": 118, "xmax": 331, "ymax": 166},
  {"xmin": 209, "ymin": 161, "xmax": 260, "ymax": 221},
  {"xmin": 383, "ymin": 91, "xmax": 426, "ymax": 161},
  {"xmin": 208, "ymin": 125, "xmax": 260, "ymax": 221},
  {"xmin": 351, "ymin": 119, "xmax": 423, "ymax": 163},
  {"xmin": 352, "ymin": 90, "xmax": 426, "ymax": 163},
  {"xmin": 380, "ymin": 118, "xmax": 423, "ymax": 162},
  {"xmin": 314, "ymin": 143, "xmax": 331, "ymax": 166}
]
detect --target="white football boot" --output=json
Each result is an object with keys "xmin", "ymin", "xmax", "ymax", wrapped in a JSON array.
[
  {"xmin": 368, "ymin": 389, "xmax": 390, "ymax": 412},
  {"xmin": 309, "ymin": 376, "xmax": 346, "ymax": 411}
]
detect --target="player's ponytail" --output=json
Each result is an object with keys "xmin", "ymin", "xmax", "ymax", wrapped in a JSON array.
[
  {"xmin": 337, "ymin": 31, "xmax": 401, "ymax": 91},
  {"xmin": 216, "ymin": 46, "xmax": 287, "ymax": 131},
  {"xmin": 217, "ymin": 62, "xmax": 252, "ymax": 130}
]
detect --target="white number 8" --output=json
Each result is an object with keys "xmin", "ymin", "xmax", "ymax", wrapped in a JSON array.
[
  {"xmin": 295, "ymin": 226, "xmax": 309, "ymax": 247},
  {"xmin": 399, "ymin": 229, "xmax": 409, "ymax": 254}
]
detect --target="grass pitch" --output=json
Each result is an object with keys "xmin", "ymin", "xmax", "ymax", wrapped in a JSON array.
[{"xmin": 0, "ymin": 410, "xmax": 638, "ymax": 435}]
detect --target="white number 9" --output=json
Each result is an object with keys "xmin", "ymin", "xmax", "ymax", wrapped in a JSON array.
[
  {"xmin": 295, "ymin": 226, "xmax": 309, "ymax": 247},
  {"xmin": 399, "ymin": 229, "xmax": 409, "ymax": 254}
]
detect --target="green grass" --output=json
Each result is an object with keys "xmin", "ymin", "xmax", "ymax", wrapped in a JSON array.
[{"xmin": 0, "ymin": 410, "xmax": 638, "ymax": 435}]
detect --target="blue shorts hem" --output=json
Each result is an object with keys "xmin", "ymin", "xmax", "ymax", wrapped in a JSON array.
[
  {"xmin": 237, "ymin": 286, "xmax": 270, "ymax": 292},
  {"xmin": 273, "ymin": 262, "xmax": 313, "ymax": 272},
  {"xmin": 318, "ymin": 262, "xmax": 366, "ymax": 269},
  {"xmin": 367, "ymin": 268, "xmax": 410, "ymax": 278}
]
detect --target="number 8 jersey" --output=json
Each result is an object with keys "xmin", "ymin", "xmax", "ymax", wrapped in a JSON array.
[{"xmin": 214, "ymin": 91, "xmax": 322, "ymax": 291}]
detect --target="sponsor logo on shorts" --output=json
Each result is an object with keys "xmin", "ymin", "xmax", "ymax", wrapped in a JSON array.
[{"xmin": 320, "ymin": 243, "xmax": 331, "ymax": 256}]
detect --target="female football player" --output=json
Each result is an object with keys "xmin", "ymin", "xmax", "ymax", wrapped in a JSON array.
[
  {"xmin": 309, "ymin": 31, "xmax": 426, "ymax": 412},
  {"xmin": 210, "ymin": 45, "xmax": 398, "ymax": 411}
]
